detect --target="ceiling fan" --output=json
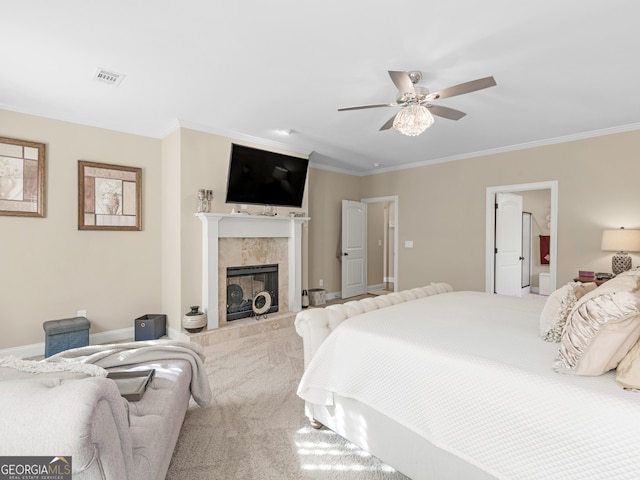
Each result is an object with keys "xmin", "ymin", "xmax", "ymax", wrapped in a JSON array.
[{"xmin": 338, "ymin": 70, "xmax": 496, "ymax": 136}]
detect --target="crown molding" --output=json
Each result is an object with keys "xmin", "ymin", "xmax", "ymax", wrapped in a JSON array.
[
  {"xmin": 366, "ymin": 122, "xmax": 640, "ymax": 176},
  {"xmin": 2, "ymin": 104, "xmax": 639, "ymax": 177}
]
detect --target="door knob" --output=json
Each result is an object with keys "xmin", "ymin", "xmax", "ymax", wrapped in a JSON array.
[
  {"xmin": 519, "ymin": 256, "xmax": 525, "ymax": 260},
  {"xmin": 343, "ymin": 252, "xmax": 349, "ymax": 256}
]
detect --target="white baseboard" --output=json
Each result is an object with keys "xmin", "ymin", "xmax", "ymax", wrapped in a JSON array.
[
  {"xmin": 326, "ymin": 288, "xmax": 384, "ymax": 300},
  {"xmin": 0, "ymin": 342, "xmax": 45, "ymax": 360},
  {"xmin": 91, "ymin": 327, "xmax": 135, "ymax": 345},
  {"xmin": 0, "ymin": 326, "xmax": 183, "ymax": 359},
  {"xmin": 383, "ymin": 276, "xmax": 396, "ymax": 283}
]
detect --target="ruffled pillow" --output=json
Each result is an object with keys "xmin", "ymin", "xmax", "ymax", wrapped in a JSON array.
[
  {"xmin": 616, "ymin": 337, "xmax": 640, "ymax": 390},
  {"xmin": 539, "ymin": 282, "xmax": 597, "ymax": 342},
  {"xmin": 554, "ymin": 289, "xmax": 640, "ymax": 376}
]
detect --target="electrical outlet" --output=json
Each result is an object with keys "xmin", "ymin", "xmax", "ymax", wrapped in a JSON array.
[
  {"xmin": 77, "ymin": 309, "xmax": 87, "ymax": 318},
  {"xmin": 404, "ymin": 240, "xmax": 414, "ymax": 248},
  {"xmin": 319, "ymin": 279, "xmax": 324, "ymax": 287}
]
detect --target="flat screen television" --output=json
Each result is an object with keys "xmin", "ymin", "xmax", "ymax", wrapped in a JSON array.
[{"xmin": 225, "ymin": 144, "xmax": 309, "ymax": 208}]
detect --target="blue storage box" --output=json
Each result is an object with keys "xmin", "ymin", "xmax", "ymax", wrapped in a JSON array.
[{"xmin": 43, "ymin": 316, "xmax": 90, "ymax": 358}]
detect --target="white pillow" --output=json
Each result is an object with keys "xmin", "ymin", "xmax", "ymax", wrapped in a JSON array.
[
  {"xmin": 616, "ymin": 268, "xmax": 640, "ymax": 278},
  {"xmin": 539, "ymin": 282, "xmax": 597, "ymax": 342}
]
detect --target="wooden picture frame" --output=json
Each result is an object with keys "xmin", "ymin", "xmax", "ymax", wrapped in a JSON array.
[
  {"xmin": 0, "ymin": 136, "xmax": 46, "ymax": 217},
  {"xmin": 78, "ymin": 160, "xmax": 142, "ymax": 231}
]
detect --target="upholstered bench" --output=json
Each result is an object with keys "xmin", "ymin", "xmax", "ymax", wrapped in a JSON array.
[{"xmin": 0, "ymin": 340, "xmax": 211, "ymax": 480}]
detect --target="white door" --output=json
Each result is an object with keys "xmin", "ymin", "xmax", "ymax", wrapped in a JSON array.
[
  {"xmin": 341, "ymin": 200, "xmax": 367, "ymax": 299},
  {"xmin": 495, "ymin": 193, "xmax": 523, "ymax": 296}
]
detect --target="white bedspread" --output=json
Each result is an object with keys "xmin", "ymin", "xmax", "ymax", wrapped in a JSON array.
[{"xmin": 297, "ymin": 291, "xmax": 640, "ymax": 480}]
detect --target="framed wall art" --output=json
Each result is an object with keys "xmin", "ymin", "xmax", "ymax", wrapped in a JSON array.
[
  {"xmin": 0, "ymin": 136, "xmax": 46, "ymax": 217},
  {"xmin": 78, "ymin": 160, "xmax": 142, "ymax": 231}
]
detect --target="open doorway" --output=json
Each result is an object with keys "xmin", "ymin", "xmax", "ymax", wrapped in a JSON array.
[
  {"xmin": 486, "ymin": 181, "xmax": 558, "ymax": 295},
  {"xmin": 363, "ymin": 196, "xmax": 398, "ymax": 294}
]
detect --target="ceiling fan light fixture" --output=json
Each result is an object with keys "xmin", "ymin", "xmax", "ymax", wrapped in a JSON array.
[{"xmin": 393, "ymin": 105, "xmax": 434, "ymax": 136}]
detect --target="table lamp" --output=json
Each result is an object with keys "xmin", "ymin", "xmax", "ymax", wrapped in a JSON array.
[{"xmin": 601, "ymin": 227, "xmax": 640, "ymax": 274}]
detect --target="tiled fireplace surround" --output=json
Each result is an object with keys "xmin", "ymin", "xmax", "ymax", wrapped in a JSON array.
[{"xmin": 193, "ymin": 213, "xmax": 308, "ymax": 344}]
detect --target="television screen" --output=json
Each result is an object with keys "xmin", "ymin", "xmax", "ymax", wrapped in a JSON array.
[{"xmin": 225, "ymin": 144, "xmax": 309, "ymax": 208}]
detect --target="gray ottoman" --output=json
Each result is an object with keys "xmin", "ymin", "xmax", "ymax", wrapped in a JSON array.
[{"xmin": 43, "ymin": 317, "xmax": 90, "ymax": 358}]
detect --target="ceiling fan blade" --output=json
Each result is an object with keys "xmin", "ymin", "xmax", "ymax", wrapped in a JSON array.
[
  {"xmin": 388, "ymin": 71, "xmax": 415, "ymax": 95},
  {"xmin": 338, "ymin": 103, "xmax": 398, "ymax": 112},
  {"xmin": 429, "ymin": 76, "xmax": 496, "ymax": 100},
  {"xmin": 379, "ymin": 114, "xmax": 397, "ymax": 131},
  {"xmin": 426, "ymin": 105, "xmax": 467, "ymax": 121}
]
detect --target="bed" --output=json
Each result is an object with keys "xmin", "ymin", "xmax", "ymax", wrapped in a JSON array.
[{"xmin": 295, "ymin": 281, "xmax": 640, "ymax": 480}]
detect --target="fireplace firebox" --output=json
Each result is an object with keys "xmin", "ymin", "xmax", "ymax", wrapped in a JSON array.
[{"xmin": 226, "ymin": 264, "xmax": 279, "ymax": 320}]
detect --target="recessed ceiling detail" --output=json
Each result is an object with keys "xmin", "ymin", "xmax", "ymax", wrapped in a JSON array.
[{"xmin": 93, "ymin": 68, "xmax": 126, "ymax": 86}]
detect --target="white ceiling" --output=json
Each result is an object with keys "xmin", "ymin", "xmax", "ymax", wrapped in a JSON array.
[{"xmin": 2, "ymin": 1, "xmax": 640, "ymax": 174}]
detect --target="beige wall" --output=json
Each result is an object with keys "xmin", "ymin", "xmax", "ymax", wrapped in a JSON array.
[
  {"xmin": 0, "ymin": 110, "xmax": 162, "ymax": 349},
  {"xmin": 5, "ymin": 105, "xmax": 640, "ymax": 350},
  {"xmin": 521, "ymin": 189, "xmax": 551, "ymax": 288},
  {"xmin": 307, "ymin": 168, "xmax": 361, "ymax": 293},
  {"xmin": 385, "ymin": 201, "xmax": 395, "ymax": 279},
  {"xmin": 367, "ymin": 202, "xmax": 385, "ymax": 287},
  {"xmin": 310, "ymin": 129, "xmax": 640, "ymax": 294},
  {"xmin": 177, "ymin": 129, "xmax": 231, "ymax": 330},
  {"xmin": 175, "ymin": 129, "xmax": 310, "ymax": 328},
  {"xmin": 1, "ymin": 112, "xmax": 310, "ymax": 351},
  {"xmin": 160, "ymin": 129, "xmax": 182, "ymax": 333}
]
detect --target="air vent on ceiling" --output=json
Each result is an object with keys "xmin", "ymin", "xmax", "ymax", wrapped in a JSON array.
[{"xmin": 93, "ymin": 68, "xmax": 125, "ymax": 86}]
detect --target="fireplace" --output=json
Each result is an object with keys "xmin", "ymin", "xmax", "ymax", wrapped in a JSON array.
[
  {"xmin": 197, "ymin": 213, "xmax": 309, "ymax": 329},
  {"xmin": 226, "ymin": 264, "xmax": 279, "ymax": 320}
]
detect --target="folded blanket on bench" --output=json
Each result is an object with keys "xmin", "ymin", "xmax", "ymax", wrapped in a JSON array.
[{"xmin": 45, "ymin": 339, "xmax": 213, "ymax": 406}]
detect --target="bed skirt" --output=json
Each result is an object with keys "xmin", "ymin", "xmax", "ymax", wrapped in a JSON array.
[{"xmin": 307, "ymin": 394, "xmax": 498, "ymax": 480}]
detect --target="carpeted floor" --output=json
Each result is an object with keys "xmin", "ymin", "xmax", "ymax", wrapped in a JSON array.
[{"xmin": 166, "ymin": 326, "xmax": 409, "ymax": 479}]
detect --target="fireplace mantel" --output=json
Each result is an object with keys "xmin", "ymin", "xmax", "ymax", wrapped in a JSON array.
[{"xmin": 196, "ymin": 213, "xmax": 309, "ymax": 329}]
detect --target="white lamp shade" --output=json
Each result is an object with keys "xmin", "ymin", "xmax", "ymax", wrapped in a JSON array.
[{"xmin": 601, "ymin": 229, "xmax": 640, "ymax": 252}]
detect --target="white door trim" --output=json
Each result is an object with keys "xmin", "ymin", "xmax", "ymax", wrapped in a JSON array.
[
  {"xmin": 362, "ymin": 195, "xmax": 399, "ymax": 292},
  {"xmin": 486, "ymin": 181, "xmax": 558, "ymax": 294}
]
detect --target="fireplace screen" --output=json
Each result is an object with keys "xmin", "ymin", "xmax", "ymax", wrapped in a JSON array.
[{"xmin": 226, "ymin": 264, "xmax": 279, "ymax": 320}]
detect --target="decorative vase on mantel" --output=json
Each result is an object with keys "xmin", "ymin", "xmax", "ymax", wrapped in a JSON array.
[{"xmin": 182, "ymin": 306, "xmax": 207, "ymax": 333}]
